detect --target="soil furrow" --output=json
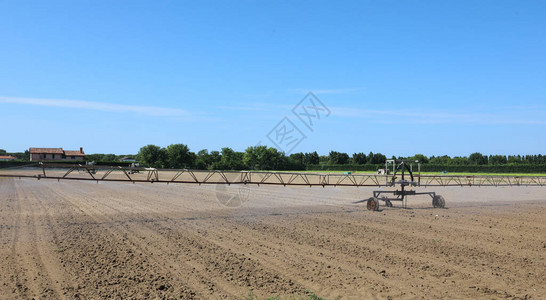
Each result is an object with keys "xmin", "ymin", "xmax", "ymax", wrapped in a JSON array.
[
  {"xmin": 1, "ymin": 178, "xmax": 544, "ymax": 299},
  {"xmin": 57, "ymin": 184, "xmax": 306, "ymax": 298},
  {"xmin": 45, "ymin": 184, "xmax": 204, "ymax": 299}
]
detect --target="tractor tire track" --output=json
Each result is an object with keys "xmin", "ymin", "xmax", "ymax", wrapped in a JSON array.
[{"xmin": 7, "ymin": 180, "xmax": 64, "ymax": 299}]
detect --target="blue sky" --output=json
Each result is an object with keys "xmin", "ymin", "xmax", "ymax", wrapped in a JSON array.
[{"xmin": 1, "ymin": 1, "xmax": 545, "ymax": 156}]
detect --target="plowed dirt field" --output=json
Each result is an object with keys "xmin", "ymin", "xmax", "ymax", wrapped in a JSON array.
[{"xmin": 0, "ymin": 178, "xmax": 544, "ymax": 299}]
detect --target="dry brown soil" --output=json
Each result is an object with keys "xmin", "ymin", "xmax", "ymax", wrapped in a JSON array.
[{"xmin": 0, "ymin": 177, "xmax": 544, "ymax": 299}]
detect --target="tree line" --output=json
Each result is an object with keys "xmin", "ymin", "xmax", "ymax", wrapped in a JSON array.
[
  {"xmin": 2, "ymin": 146, "xmax": 546, "ymax": 172},
  {"xmin": 0, "ymin": 149, "xmax": 29, "ymax": 160},
  {"xmin": 0, "ymin": 149, "xmax": 136, "ymax": 162},
  {"xmin": 134, "ymin": 144, "xmax": 546, "ymax": 171},
  {"xmin": 136, "ymin": 144, "xmax": 319, "ymax": 170}
]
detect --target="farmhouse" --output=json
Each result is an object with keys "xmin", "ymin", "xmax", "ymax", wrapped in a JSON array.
[
  {"xmin": 0, "ymin": 155, "xmax": 17, "ymax": 161},
  {"xmin": 29, "ymin": 147, "xmax": 85, "ymax": 161}
]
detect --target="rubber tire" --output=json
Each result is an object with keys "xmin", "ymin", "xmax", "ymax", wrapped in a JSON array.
[
  {"xmin": 367, "ymin": 197, "xmax": 380, "ymax": 211},
  {"xmin": 432, "ymin": 195, "xmax": 445, "ymax": 208}
]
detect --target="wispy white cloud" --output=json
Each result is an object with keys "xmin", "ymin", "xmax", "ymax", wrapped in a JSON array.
[
  {"xmin": 330, "ymin": 106, "xmax": 546, "ymax": 125},
  {"xmin": 0, "ymin": 96, "xmax": 190, "ymax": 117}
]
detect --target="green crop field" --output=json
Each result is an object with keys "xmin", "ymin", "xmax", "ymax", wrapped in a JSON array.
[{"xmin": 272, "ymin": 170, "xmax": 546, "ymax": 177}]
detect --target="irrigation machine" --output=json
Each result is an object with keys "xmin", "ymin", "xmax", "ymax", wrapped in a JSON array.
[
  {"xmin": 363, "ymin": 160, "xmax": 445, "ymax": 211},
  {"xmin": 1, "ymin": 161, "xmax": 545, "ymax": 211}
]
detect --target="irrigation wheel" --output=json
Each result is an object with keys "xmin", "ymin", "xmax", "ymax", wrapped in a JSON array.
[
  {"xmin": 367, "ymin": 197, "xmax": 380, "ymax": 211},
  {"xmin": 432, "ymin": 195, "xmax": 445, "ymax": 208}
]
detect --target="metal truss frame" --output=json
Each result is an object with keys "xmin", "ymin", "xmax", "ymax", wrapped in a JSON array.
[{"xmin": 0, "ymin": 163, "xmax": 545, "ymax": 187}]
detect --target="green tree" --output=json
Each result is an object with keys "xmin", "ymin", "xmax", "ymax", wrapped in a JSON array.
[
  {"xmin": 328, "ymin": 151, "xmax": 349, "ymax": 164},
  {"xmin": 137, "ymin": 144, "xmax": 167, "ymax": 168},
  {"xmin": 195, "ymin": 149, "xmax": 211, "ymax": 169},
  {"xmin": 209, "ymin": 151, "xmax": 222, "ymax": 169},
  {"xmin": 450, "ymin": 156, "xmax": 470, "ymax": 165},
  {"xmin": 1, "ymin": 151, "xmax": 29, "ymax": 161},
  {"xmin": 218, "ymin": 147, "xmax": 245, "ymax": 170},
  {"xmin": 368, "ymin": 152, "xmax": 374, "ymax": 164},
  {"xmin": 429, "ymin": 155, "xmax": 451, "ymax": 164},
  {"xmin": 290, "ymin": 152, "xmax": 305, "ymax": 166},
  {"xmin": 469, "ymin": 152, "xmax": 488, "ymax": 165},
  {"xmin": 166, "ymin": 144, "xmax": 195, "ymax": 168},
  {"xmin": 352, "ymin": 152, "xmax": 367, "ymax": 164},
  {"xmin": 243, "ymin": 146, "xmax": 260, "ymax": 170},
  {"xmin": 304, "ymin": 151, "xmax": 320, "ymax": 165},
  {"xmin": 102, "ymin": 154, "xmax": 117, "ymax": 162},
  {"xmin": 369, "ymin": 153, "xmax": 387, "ymax": 164},
  {"xmin": 411, "ymin": 154, "xmax": 429, "ymax": 164},
  {"xmin": 318, "ymin": 155, "xmax": 329, "ymax": 164},
  {"xmin": 507, "ymin": 155, "xmax": 521, "ymax": 164},
  {"xmin": 287, "ymin": 153, "xmax": 306, "ymax": 170},
  {"xmin": 0, "ymin": 149, "xmax": 7, "ymax": 155},
  {"xmin": 243, "ymin": 146, "xmax": 282, "ymax": 170},
  {"xmin": 489, "ymin": 155, "xmax": 507, "ymax": 165},
  {"xmin": 85, "ymin": 154, "xmax": 104, "ymax": 162}
]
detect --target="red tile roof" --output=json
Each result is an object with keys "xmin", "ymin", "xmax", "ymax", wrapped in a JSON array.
[
  {"xmin": 29, "ymin": 148, "xmax": 64, "ymax": 154},
  {"xmin": 0, "ymin": 155, "xmax": 17, "ymax": 160},
  {"xmin": 29, "ymin": 147, "xmax": 85, "ymax": 156},
  {"xmin": 64, "ymin": 150, "xmax": 85, "ymax": 156}
]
